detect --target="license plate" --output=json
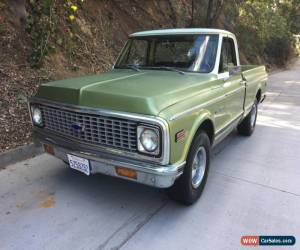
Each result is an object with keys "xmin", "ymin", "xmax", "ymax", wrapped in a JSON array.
[{"xmin": 67, "ymin": 154, "xmax": 90, "ymax": 176}]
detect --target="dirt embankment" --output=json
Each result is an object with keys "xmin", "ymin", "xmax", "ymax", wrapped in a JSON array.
[{"xmin": 0, "ymin": 0, "xmax": 192, "ymax": 152}]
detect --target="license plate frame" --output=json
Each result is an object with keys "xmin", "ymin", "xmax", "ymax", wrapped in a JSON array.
[{"xmin": 67, "ymin": 154, "xmax": 90, "ymax": 176}]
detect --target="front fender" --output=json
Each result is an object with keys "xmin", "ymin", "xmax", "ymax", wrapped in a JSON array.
[{"xmin": 165, "ymin": 109, "xmax": 214, "ymax": 164}]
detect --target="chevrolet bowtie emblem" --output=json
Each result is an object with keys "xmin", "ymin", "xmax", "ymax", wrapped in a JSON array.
[{"xmin": 71, "ymin": 122, "xmax": 85, "ymax": 132}]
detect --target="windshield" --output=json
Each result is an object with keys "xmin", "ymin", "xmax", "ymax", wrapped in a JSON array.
[{"xmin": 115, "ymin": 34, "xmax": 219, "ymax": 73}]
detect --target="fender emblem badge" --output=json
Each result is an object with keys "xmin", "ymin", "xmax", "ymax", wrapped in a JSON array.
[{"xmin": 175, "ymin": 129, "xmax": 185, "ymax": 142}]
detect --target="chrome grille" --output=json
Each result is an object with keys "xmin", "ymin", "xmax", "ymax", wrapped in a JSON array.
[{"xmin": 40, "ymin": 105, "xmax": 137, "ymax": 152}]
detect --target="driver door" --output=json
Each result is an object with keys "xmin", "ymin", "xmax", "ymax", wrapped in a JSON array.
[{"xmin": 218, "ymin": 37, "xmax": 245, "ymax": 132}]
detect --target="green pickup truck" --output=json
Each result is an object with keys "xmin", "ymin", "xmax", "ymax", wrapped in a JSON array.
[{"xmin": 29, "ymin": 28, "xmax": 267, "ymax": 205}]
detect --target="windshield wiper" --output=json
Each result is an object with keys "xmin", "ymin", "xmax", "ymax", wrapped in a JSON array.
[
  {"xmin": 128, "ymin": 64, "xmax": 141, "ymax": 72},
  {"xmin": 115, "ymin": 64, "xmax": 141, "ymax": 72},
  {"xmin": 148, "ymin": 66, "xmax": 185, "ymax": 75}
]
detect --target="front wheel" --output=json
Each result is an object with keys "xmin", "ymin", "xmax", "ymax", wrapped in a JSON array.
[
  {"xmin": 168, "ymin": 131, "xmax": 210, "ymax": 205},
  {"xmin": 237, "ymin": 100, "xmax": 258, "ymax": 136}
]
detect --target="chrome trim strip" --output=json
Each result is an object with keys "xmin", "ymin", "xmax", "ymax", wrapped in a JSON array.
[
  {"xmin": 30, "ymin": 97, "xmax": 170, "ymax": 165},
  {"xmin": 214, "ymin": 118, "xmax": 241, "ymax": 146},
  {"xmin": 170, "ymin": 85, "xmax": 245, "ymax": 121},
  {"xmin": 215, "ymin": 111, "xmax": 243, "ymax": 135},
  {"xmin": 225, "ymin": 86, "xmax": 244, "ymax": 97},
  {"xmin": 170, "ymin": 93, "xmax": 226, "ymax": 121}
]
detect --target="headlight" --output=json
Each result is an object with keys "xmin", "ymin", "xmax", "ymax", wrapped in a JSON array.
[
  {"xmin": 31, "ymin": 106, "xmax": 43, "ymax": 126},
  {"xmin": 137, "ymin": 126, "xmax": 160, "ymax": 155}
]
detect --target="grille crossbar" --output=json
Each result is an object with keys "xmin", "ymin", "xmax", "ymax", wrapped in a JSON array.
[{"xmin": 40, "ymin": 105, "xmax": 137, "ymax": 152}]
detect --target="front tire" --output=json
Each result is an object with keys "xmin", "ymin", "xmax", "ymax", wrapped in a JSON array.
[
  {"xmin": 237, "ymin": 100, "xmax": 258, "ymax": 136},
  {"xmin": 168, "ymin": 131, "xmax": 210, "ymax": 205}
]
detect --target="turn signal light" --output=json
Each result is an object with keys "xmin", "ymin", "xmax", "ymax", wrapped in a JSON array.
[{"xmin": 115, "ymin": 167, "xmax": 137, "ymax": 179}]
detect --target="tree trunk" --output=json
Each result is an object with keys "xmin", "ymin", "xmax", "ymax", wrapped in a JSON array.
[
  {"xmin": 190, "ymin": 0, "xmax": 194, "ymax": 27},
  {"xmin": 206, "ymin": 0, "xmax": 224, "ymax": 27},
  {"xmin": 206, "ymin": 0, "xmax": 214, "ymax": 27}
]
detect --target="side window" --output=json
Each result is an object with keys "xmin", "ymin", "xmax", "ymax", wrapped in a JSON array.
[{"xmin": 219, "ymin": 37, "xmax": 237, "ymax": 73}]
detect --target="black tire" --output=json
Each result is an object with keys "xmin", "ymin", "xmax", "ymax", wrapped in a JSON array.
[
  {"xmin": 168, "ymin": 131, "xmax": 210, "ymax": 205},
  {"xmin": 237, "ymin": 100, "xmax": 258, "ymax": 136}
]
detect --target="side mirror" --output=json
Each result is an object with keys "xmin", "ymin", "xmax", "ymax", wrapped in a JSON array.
[{"xmin": 229, "ymin": 66, "xmax": 241, "ymax": 76}]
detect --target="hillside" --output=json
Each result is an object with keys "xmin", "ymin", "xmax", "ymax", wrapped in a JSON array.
[{"xmin": 0, "ymin": 0, "xmax": 299, "ymax": 152}]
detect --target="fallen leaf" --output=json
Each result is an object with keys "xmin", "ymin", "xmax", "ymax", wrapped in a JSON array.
[{"xmin": 39, "ymin": 195, "xmax": 55, "ymax": 208}]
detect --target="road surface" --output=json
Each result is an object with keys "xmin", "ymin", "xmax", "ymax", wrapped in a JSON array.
[{"xmin": 1, "ymin": 59, "xmax": 300, "ymax": 250}]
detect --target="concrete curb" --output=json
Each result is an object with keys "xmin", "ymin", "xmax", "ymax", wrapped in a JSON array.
[{"xmin": 0, "ymin": 143, "xmax": 43, "ymax": 169}]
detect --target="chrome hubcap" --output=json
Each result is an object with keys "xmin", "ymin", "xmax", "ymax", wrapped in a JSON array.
[
  {"xmin": 250, "ymin": 104, "xmax": 257, "ymax": 128},
  {"xmin": 191, "ymin": 146, "xmax": 207, "ymax": 189}
]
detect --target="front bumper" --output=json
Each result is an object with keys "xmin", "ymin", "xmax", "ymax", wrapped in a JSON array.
[{"xmin": 34, "ymin": 130, "xmax": 185, "ymax": 188}]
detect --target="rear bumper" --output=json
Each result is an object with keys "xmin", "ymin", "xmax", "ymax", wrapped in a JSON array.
[
  {"xmin": 260, "ymin": 94, "xmax": 266, "ymax": 103},
  {"xmin": 34, "ymin": 130, "xmax": 185, "ymax": 188}
]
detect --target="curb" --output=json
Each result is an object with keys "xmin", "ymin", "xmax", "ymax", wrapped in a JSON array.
[{"xmin": 0, "ymin": 143, "xmax": 43, "ymax": 169}]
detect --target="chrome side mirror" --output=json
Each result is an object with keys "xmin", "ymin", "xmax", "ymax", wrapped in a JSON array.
[{"xmin": 229, "ymin": 66, "xmax": 241, "ymax": 76}]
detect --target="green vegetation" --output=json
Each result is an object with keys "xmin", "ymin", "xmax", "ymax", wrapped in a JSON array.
[
  {"xmin": 26, "ymin": 0, "xmax": 57, "ymax": 67},
  {"xmin": 233, "ymin": 0, "xmax": 300, "ymax": 66},
  {"xmin": 190, "ymin": 0, "xmax": 300, "ymax": 66},
  {"xmin": 26, "ymin": 0, "xmax": 83, "ymax": 68},
  {"xmin": 9, "ymin": 0, "xmax": 300, "ymax": 68}
]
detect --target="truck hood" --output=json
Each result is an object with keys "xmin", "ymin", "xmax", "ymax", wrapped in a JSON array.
[{"xmin": 35, "ymin": 69, "xmax": 216, "ymax": 116}]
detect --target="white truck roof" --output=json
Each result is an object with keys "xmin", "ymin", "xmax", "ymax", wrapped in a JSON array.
[{"xmin": 130, "ymin": 28, "xmax": 234, "ymax": 37}]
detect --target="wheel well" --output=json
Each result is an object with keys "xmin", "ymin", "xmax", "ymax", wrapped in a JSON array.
[
  {"xmin": 256, "ymin": 89, "xmax": 262, "ymax": 102},
  {"xmin": 196, "ymin": 119, "xmax": 214, "ymax": 145}
]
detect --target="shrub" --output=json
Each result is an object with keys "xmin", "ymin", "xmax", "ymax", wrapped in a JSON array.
[
  {"xmin": 264, "ymin": 36, "xmax": 293, "ymax": 66},
  {"xmin": 233, "ymin": 0, "xmax": 295, "ymax": 66}
]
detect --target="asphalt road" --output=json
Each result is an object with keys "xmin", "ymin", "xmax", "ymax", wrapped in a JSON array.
[{"xmin": 1, "ymin": 59, "xmax": 300, "ymax": 250}]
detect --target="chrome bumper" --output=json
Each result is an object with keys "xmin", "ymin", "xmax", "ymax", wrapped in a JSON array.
[{"xmin": 34, "ymin": 130, "xmax": 185, "ymax": 188}]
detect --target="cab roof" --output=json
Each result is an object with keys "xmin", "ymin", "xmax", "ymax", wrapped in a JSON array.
[{"xmin": 130, "ymin": 28, "xmax": 234, "ymax": 37}]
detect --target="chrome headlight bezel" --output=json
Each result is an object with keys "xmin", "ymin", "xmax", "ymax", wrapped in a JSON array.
[
  {"xmin": 137, "ymin": 125, "xmax": 161, "ymax": 156},
  {"xmin": 30, "ymin": 105, "xmax": 44, "ymax": 127}
]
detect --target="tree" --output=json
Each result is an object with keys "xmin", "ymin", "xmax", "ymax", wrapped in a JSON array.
[
  {"xmin": 189, "ymin": 0, "xmax": 225, "ymax": 27},
  {"xmin": 206, "ymin": 0, "xmax": 224, "ymax": 27}
]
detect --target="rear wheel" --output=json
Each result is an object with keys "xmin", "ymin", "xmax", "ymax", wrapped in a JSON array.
[
  {"xmin": 168, "ymin": 131, "xmax": 210, "ymax": 205},
  {"xmin": 237, "ymin": 100, "xmax": 258, "ymax": 136}
]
